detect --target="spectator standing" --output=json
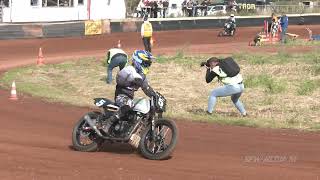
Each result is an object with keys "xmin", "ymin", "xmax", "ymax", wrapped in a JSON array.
[
  {"xmin": 271, "ymin": 15, "xmax": 279, "ymax": 38},
  {"xmin": 136, "ymin": 0, "xmax": 146, "ymax": 18},
  {"xmin": 268, "ymin": 13, "xmax": 276, "ymax": 33},
  {"xmin": 229, "ymin": 0, "xmax": 237, "ymax": 13},
  {"xmin": 271, "ymin": 13, "xmax": 278, "ymax": 23},
  {"xmin": 105, "ymin": 48, "xmax": 128, "ymax": 84},
  {"xmin": 182, "ymin": 0, "xmax": 187, "ymax": 16},
  {"xmin": 151, "ymin": 0, "xmax": 158, "ymax": 18},
  {"xmin": 162, "ymin": 0, "xmax": 169, "ymax": 18},
  {"xmin": 280, "ymin": 13, "xmax": 288, "ymax": 43},
  {"xmin": 192, "ymin": 1, "xmax": 199, "ymax": 17},
  {"xmin": 144, "ymin": 0, "xmax": 152, "ymax": 17},
  {"xmin": 157, "ymin": 0, "xmax": 163, "ymax": 18},
  {"xmin": 186, "ymin": 0, "xmax": 193, "ymax": 17},
  {"xmin": 141, "ymin": 15, "xmax": 153, "ymax": 52},
  {"xmin": 201, "ymin": 0, "xmax": 209, "ymax": 16}
]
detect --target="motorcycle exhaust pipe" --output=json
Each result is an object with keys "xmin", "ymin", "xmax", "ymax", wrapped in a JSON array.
[
  {"xmin": 84, "ymin": 114, "xmax": 103, "ymax": 137},
  {"xmin": 83, "ymin": 115, "xmax": 143, "ymax": 141}
]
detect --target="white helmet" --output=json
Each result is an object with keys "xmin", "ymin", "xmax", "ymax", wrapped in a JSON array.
[{"xmin": 230, "ymin": 14, "xmax": 234, "ymax": 17}]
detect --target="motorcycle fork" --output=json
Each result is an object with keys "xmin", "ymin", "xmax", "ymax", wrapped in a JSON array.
[{"xmin": 151, "ymin": 118, "xmax": 157, "ymax": 142}]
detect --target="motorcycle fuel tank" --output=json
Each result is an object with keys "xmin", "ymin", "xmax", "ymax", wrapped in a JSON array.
[{"xmin": 132, "ymin": 98, "xmax": 150, "ymax": 114}]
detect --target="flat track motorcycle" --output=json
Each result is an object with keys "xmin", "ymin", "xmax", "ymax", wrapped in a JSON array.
[{"xmin": 72, "ymin": 92, "xmax": 178, "ymax": 160}]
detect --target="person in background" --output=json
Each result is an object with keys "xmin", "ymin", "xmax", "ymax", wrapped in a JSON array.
[
  {"xmin": 225, "ymin": 14, "xmax": 236, "ymax": 33},
  {"xmin": 227, "ymin": 13, "xmax": 236, "ymax": 24},
  {"xmin": 105, "ymin": 48, "xmax": 128, "ymax": 84},
  {"xmin": 157, "ymin": 0, "xmax": 163, "ymax": 18},
  {"xmin": 271, "ymin": 13, "xmax": 278, "ymax": 24},
  {"xmin": 201, "ymin": 57, "xmax": 247, "ymax": 116},
  {"xmin": 270, "ymin": 16, "xmax": 279, "ymax": 38},
  {"xmin": 162, "ymin": 0, "xmax": 169, "ymax": 18},
  {"xmin": 201, "ymin": 0, "xmax": 209, "ymax": 16},
  {"xmin": 268, "ymin": 13, "xmax": 277, "ymax": 33},
  {"xmin": 144, "ymin": 0, "xmax": 152, "ymax": 16},
  {"xmin": 306, "ymin": 27, "xmax": 320, "ymax": 41},
  {"xmin": 151, "ymin": 0, "xmax": 158, "ymax": 18},
  {"xmin": 229, "ymin": 0, "xmax": 237, "ymax": 13},
  {"xmin": 280, "ymin": 13, "xmax": 288, "ymax": 43},
  {"xmin": 253, "ymin": 32, "xmax": 262, "ymax": 46},
  {"xmin": 186, "ymin": 0, "xmax": 193, "ymax": 17},
  {"xmin": 136, "ymin": 0, "xmax": 146, "ymax": 18},
  {"xmin": 182, "ymin": 0, "xmax": 187, "ymax": 16},
  {"xmin": 141, "ymin": 15, "xmax": 153, "ymax": 52},
  {"xmin": 192, "ymin": 0, "xmax": 199, "ymax": 17}
]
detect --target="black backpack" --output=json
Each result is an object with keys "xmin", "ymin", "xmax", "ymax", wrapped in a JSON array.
[{"xmin": 219, "ymin": 57, "xmax": 240, "ymax": 77}]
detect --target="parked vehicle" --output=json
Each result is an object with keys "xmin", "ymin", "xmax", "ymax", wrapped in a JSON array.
[{"xmin": 207, "ymin": 5, "xmax": 227, "ymax": 15}]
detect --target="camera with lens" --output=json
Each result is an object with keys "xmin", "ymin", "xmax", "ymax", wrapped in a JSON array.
[{"xmin": 200, "ymin": 61, "xmax": 210, "ymax": 67}]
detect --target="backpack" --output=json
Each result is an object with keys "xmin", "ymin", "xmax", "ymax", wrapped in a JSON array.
[{"xmin": 219, "ymin": 57, "xmax": 240, "ymax": 77}]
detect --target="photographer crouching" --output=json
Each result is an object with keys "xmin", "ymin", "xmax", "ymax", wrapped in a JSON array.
[{"xmin": 201, "ymin": 57, "xmax": 247, "ymax": 116}]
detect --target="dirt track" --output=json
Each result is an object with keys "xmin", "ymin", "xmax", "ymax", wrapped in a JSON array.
[
  {"xmin": 1, "ymin": 25, "xmax": 319, "ymax": 70},
  {"xmin": 0, "ymin": 25, "xmax": 320, "ymax": 180}
]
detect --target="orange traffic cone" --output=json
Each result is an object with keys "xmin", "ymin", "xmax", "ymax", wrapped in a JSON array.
[
  {"xmin": 9, "ymin": 81, "xmax": 18, "ymax": 100},
  {"xmin": 117, "ymin": 40, "xmax": 121, "ymax": 48},
  {"xmin": 37, "ymin": 47, "xmax": 45, "ymax": 66}
]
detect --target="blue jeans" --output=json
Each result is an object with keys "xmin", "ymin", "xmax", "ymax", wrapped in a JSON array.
[
  {"xmin": 312, "ymin": 35, "xmax": 320, "ymax": 40},
  {"xmin": 208, "ymin": 83, "xmax": 246, "ymax": 115},
  {"xmin": 107, "ymin": 55, "xmax": 127, "ymax": 84},
  {"xmin": 281, "ymin": 28, "xmax": 287, "ymax": 43}
]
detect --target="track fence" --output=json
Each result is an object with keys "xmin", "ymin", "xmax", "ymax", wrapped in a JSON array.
[
  {"xmin": 128, "ymin": 5, "xmax": 320, "ymax": 18},
  {"xmin": 0, "ymin": 5, "xmax": 3, "ymax": 23}
]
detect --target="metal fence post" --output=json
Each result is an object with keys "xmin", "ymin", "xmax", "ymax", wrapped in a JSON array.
[{"xmin": 0, "ymin": 5, "xmax": 2, "ymax": 23}]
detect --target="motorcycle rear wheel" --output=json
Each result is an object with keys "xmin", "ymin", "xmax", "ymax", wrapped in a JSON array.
[
  {"xmin": 72, "ymin": 111, "xmax": 103, "ymax": 152},
  {"xmin": 139, "ymin": 119, "xmax": 178, "ymax": 160}
]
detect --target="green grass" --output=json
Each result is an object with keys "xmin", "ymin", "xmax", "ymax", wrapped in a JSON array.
[
  {"xmin": 297, "ymin": 80, "xmax": 320, "ymax": 95},
  {"xmin": 1, "ymin": 50, "xmax": 320, "ymax": 131},
  {"xmin": 171, "ymin": 112, "xmax": 260, "ymax": 128},
  {"xmin": 234, "ymin": 50, "xmax": 320, "ymax": 65},
  {"xmin": 283, "ymin": 39, "xmax": 320, "ymax": 46},
  {"xmin": 245, "ymin": 74, "xmax": 286, "ymax": 94},
  {"xmin": 312, "ymin": 64, "xmax": 320, "ymax": 76}
]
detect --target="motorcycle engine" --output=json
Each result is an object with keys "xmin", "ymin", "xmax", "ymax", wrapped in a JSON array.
[
  {"xmin": 113, "ymin": 122, "xmax": 130, "ymax": 134},
  {"xmin": 111, "ymin": 112, "xmax": 138, "ymax": 137}
]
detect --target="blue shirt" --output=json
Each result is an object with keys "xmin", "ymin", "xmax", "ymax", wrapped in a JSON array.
[{"xmin": 280, "ymin": 15, "xmax": 288, "ymax": 30}]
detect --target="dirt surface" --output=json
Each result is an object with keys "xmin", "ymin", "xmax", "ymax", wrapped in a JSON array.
[
  {"xmin": 1, "ymin": 25, "xmax": 319, "ymax": 70},
  {"xmin": 1, "ymin": 25, "xmax": 320, "ymax": 180}
]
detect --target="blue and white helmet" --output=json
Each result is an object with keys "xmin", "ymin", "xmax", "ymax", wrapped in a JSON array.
[{"xmin": 132, "ymin": 50, "xmax": 154, "ymax": 75}]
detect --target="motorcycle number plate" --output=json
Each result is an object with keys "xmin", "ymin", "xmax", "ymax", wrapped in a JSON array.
[
  {"xmin": 95, "ymin": 99, "xmax": 106, "ymax": 107},
  {"xmin": 158, "ymin": 97, "xmax": 164, "ymax": 108}
]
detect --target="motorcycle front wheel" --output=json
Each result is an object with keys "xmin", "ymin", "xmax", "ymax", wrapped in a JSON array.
[
  {"xmin": 139, "ymin": 119, "xmax": 178, "ymax": 160},
  {"xmin": 72, "ymin": 111, "xmax": 103, "ymax": 152}
]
